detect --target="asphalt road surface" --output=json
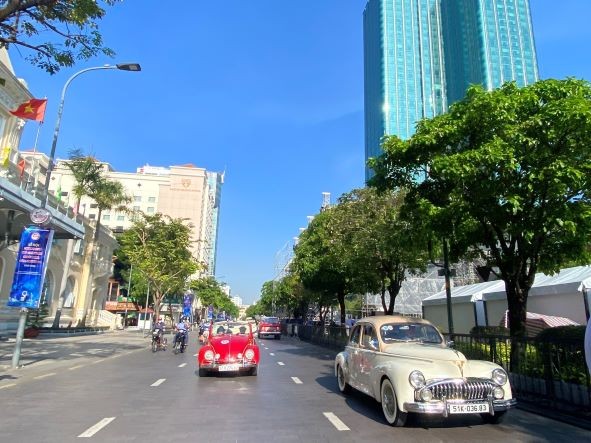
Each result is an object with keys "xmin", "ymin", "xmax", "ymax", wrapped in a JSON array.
[{"xmin": 0, "ymin": 331, "xmax": 588, "ymax": 442}]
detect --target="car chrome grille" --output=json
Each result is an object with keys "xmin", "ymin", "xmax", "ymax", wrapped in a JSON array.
[{"xmin": 423, "ymin": 378, "xmax": 495, "ymax": 401}]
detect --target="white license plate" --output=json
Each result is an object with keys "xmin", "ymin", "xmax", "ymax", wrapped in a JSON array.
[
  {"xmin": 448, "ymin": 403, "xmax": 490, "ymax": 414},
  {"xmin": 218, "ymin": 364, "xmax": 240, "ymax": 372}
]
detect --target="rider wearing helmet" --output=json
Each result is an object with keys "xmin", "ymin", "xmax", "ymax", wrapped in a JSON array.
[
  {"xmin": 174, "ymin": 317, "xmax": 189, "ymax": 347},
  {"xmin": 153, "ymin": 317, "xmax": 166, "ymax": 343}
]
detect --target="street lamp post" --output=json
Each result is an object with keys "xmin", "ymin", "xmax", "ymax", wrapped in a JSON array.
[
  {"xmin": 11, "ymin": 63, "xmax": 141, "ymax": 369},
  {"xmin": 41, "ymin": 63, "xmax": 141, "ymax": 208}
]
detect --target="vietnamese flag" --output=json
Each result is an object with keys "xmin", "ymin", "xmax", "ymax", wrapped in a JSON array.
[{"xmin": 10, "ymin": 98, "xmax": 47, "ymax": 122}]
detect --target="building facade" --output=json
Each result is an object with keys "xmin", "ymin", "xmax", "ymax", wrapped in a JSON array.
[
  {"xmin": 48, "ymin": 161, "xmax": 224, "ymax": 277},
  {"xmin": 363, "ymin": 0, "xmax": 539, "ymax": 180}
]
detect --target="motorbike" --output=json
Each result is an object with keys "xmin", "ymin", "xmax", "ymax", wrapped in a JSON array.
[
  {"xmin": 151, "ymin": 329, "xmax": 167, "ymax": 352},
  {"xmin": 173, "ymin": 329, "xmax": 187, "ymax": 354}
]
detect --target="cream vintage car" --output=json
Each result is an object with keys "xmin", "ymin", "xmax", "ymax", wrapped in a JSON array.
[{"xmin": 335, "ymin": 316, "xmax": 516, "ymax": 426}]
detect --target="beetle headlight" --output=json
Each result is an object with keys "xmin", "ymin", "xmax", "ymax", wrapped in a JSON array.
[
  {"xmin": 492, "ymin": 368, "xmax": 508, "ymax": 385},
  {"xmin": 409, "ymin": 370, "xmax": 426, "ymax": 389},
  {"xmin": 245, "ymin": 349, "xmax": 255, "ymax": 360},
  {"xmin": 203, "ymin": 350, "xmax": 214, "ymax": 361}
]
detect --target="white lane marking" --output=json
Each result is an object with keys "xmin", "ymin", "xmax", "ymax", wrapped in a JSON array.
[
  {"xmin": 277, "ymin": 362, "xmax": 285, "ymax": 366},
  {"xmin": 291, "ymin": 377, "xmax": 303, "ymax": 384},
  {"xmin": 92, "ymin": 359, "xmax": 105, "ymax": 364},
  {"xmin": 69, "ymin": 353, "xmax": 84, "ymax": 357},
  {"xmin": 78, "ymin": 417, "xmax": 116, "ymax": 438},
  {"xmin": 323, "ymin": 412, "xmax": 350, "ymax": 431},
  {"xmin": 151, "ymin": 378, "xmax": 166, "ymax": 387},
  {"xmin": 178, "ymin": 363, "xmax": 187, "ymax": 368},
  {"xmin": 68, "ymin": 364, "xmax": 85, "ymax": 371},
  {"xmin": 193, "ymin": 354, "xmax": 198, "ymax": 357},
  {"xmin": 270, "ymin": 352, "xmax": 275, "ymax": 356},
  {"xmin": 0, "ymin": 383, "xmax": 16, "ymax": 390},
  {"xmin": 34, "ymin": 372, "xmax": 56, "ymax": 380}
]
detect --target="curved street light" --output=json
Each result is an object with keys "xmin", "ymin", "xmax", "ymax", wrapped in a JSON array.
[{"xmin": 41, "ymin": 63, "xmax": 142, "ymax": 208}]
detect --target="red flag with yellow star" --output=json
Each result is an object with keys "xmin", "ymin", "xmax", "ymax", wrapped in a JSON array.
[{"xmin": 10, "ymin": 98, "xmax": 47, "ymax": 122}]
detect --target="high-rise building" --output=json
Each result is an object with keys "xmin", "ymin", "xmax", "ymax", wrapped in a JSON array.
[{"xmin": 363, "ymin": 0, "xmax": 539, "ymax": 180}]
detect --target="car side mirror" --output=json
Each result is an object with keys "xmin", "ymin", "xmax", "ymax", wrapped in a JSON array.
[{"xmin": 446, "ymin": 340, "xmax": 454, "ymax": 348}]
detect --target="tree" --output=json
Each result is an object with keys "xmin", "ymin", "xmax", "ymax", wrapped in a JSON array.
[
  {"xmin": 292, "ymin": 209, "xmax": 353, "ymax": 326},
  {"xmin": 330, "ymin": 188, "xmax": 430, "ymax": 315},
  {"xmin": 0, "ymin": 1, "xmax": 121, "ymax": 74},
  {"xmin": 369, "ymin": 79, "xmax": 591, "ymax": 338},
  {"xmin": 189, "ymin": 276, "xmax": 238, "ymax": 319},
  {"xmin": 119, "ymin": 213, "xmax": 200, "ymax": 322}
]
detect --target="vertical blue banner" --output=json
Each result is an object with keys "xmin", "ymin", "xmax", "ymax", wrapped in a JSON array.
[
  {"xmin": 182, "ymin": 293, "xmax": 192, "ymax": 317},
  {"xmin": 7, "ymin": 226, "xmax": 54, "ymax": 309},
  {"xmin": 207, "ymin": 305, "xmax": 214, "ymax": 320}
]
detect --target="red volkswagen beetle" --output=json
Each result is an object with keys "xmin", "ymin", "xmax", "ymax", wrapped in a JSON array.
[{"xmin": 198, "ymin": 321, "xmax": 260, "ymax": 376}]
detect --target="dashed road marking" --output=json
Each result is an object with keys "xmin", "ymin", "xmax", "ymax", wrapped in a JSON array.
[
  {"xmin": 277, "ymin": 362, "xmax": 285, "ymax": 366},
  {"xmin": 78, "ymin": 417, "xmax": 116, "ymax": 438},
  {"xmin": 0, "ymin": 383, "xmax": 16, "ymax": 390},
  {"xmin": 178, "ymin": 363, "xmax": 187, "ymax": 368},
  {"xmin": 270, "ymin": 353, "xmax": 275, "ymax": 356},
  {"xmin": 69, "ymin": 353, "xmax": 84, "ymax": 357},
  {"xmin": 92, "ymin": 359, "xmax": 105, "ymax": 364},
  {"xmin": 193, "ymin": 354, "xmax": 198, "ymax": 357},
  {"xmin": 68, "ymin": 364, "xmax": 85, "ymax": 371},
  {"xmin": 291, "ymin": 377, "xmax": 302, "ymax": 384},
  {"xmin": 34, "ymin": 372, "xmax": 56, "ymax": 380},
  {"xmin": 151, "ymin": 378, "xmax": 166, "ymax": 387},
  {"xmin": 323, "ymin": 412, "xmax": 350, "ymax": 431}
]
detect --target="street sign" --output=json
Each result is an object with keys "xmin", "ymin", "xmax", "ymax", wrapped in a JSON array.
[{"xmin": 7, "ymin": 226, "xmax": 54, "ymax": 309}]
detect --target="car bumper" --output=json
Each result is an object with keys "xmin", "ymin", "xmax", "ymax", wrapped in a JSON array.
[
  {"xmin": 259, "ymin": 331, "xmax": 281, "ymax": 336},
  {"xmin": 200, "ymin": 362, "xmax": 257, "ymax": 372},
  {"xmin": 403, "ymin": 398, "xmax": 517, "ymax": 417}
]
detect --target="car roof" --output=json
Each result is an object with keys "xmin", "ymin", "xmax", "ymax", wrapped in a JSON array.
[{"xmin": 354, "ymin": 315, "xmax": 435, "ymax": 329}]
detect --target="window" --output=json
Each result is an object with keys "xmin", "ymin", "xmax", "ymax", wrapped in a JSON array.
[
  {"xmin": 148, "ymin": 196, "xmax": 156, "ymax": 203},
  {"xmin": 89, "ymin": 214, "xmax": 96, "ymax": 220},
  {"xmin": 134, "ymin": 195, "xmax": 142, "ymax": 202},
  {"xmin": 102, "ymin": 214, "xmax": 110, "ymax": 221},
  {"xmin": 362, "ymin": 325, "xmax": 378, "ymax": 349},
  {"xmin": 117, "ymin": 215, "xmax": 125, "ymax": 221},
  {"xmin": 147, "ymin": 207, "xmax": 155, "ymax": 214},
  {"xmin": 349, "ymin": 325, "xmax": 362, "ymax": 345},
  {"xmin": 133, "ymin": 206, "xmax": 140, "ymax": 211},
  {"xmin": 90, "ymin": 203, "xmax": 98, "ymax": 209}
]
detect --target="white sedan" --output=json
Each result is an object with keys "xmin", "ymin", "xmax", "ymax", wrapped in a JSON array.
[{"xmin": 335, "ymin": 315, "xmax": 516, "ymax": 426}]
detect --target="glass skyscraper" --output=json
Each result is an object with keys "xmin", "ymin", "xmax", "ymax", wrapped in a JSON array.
[{"xmin": 364, "ymin": 0, "xmax": 539, "ymax": 180}]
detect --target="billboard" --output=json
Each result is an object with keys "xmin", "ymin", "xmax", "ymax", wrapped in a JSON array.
[{"xmin": 7, "ymin": 226, "xmax": 54, "ymax": 309}]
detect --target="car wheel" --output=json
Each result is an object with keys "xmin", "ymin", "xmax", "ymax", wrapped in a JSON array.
[
  {"xmin": 198, "ymin": 368, "xmax": 208, "ymax": 377},
  {"xmin": 276, "ymin": 335, "xmax": 281, "ymax": 340},
  {"xmin": 380, "ymin": 378, "xmax": 407, "ymax": 427},
  {"xmin": 250, "ymin": 366, "xmax": 258, "ymax": 376},
  {"xmin": 257, "ymin": 333, "xmax": 261, "ymax": 339},
  {"xmin": 481, "ymin": 411, "xmax": 506, "ymax": 424},
  {"xmin": 336, "ymin": 364, "xmax": 351, "ymax": 394},
  {"xmin": 151, "ymin": 340, "xmax": 157, "ymax": 352}
]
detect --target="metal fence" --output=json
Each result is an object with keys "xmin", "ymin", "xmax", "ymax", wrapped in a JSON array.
[{"xmin": 296, "ymin": 325, "xmax": 591, "ymax": 418}]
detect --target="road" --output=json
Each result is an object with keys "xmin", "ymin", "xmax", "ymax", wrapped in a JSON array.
[{"xmin": 0, "ymin": 331, "xmax": 588, "ymax": 442}]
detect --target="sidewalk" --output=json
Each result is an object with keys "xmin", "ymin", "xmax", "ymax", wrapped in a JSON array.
[{"xmin": 0, "ymin": 329, "xmax": 149, "ymax": 374}]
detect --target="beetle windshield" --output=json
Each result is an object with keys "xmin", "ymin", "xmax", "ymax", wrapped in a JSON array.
[{"xmin": 380, "ymin": 323, "xmax": 443, "ymax": 344}]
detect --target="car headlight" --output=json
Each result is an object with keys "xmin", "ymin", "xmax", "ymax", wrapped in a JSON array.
[
  {"xmin": 493, "ymin": 386, "xmax": 504, "ymax": 399},
  {"xmin": 492, "ymin": 368, "xmax": 508, "ymax": 385},
  {"xmin": 420, "ymin": 388, "xmax": 433, "ymax": 402},
  {"xmin": 203, "ymin": 350, "xmax": 214, "ymax": 361},
  {"xmin": 245, "ymin": 349, "xmax": 255, "ymax": 360},
  {"xmin": 409, "ymin": 370, "xmax": 426, "ymax": 389}
]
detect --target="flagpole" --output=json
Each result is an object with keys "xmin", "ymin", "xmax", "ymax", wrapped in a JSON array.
[{"xmin": 26, "ymin": 122, "xmax": 43, "ymax": 192}]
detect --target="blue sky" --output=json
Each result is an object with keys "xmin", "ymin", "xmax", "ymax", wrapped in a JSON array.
[{"xmin": 9, "ymin": 1, "xmax": 591, "ymax": 305}]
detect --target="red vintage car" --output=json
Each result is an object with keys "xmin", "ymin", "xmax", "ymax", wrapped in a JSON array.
[
  {"xmin": 198, "ymin": 321, "xmax": 260, "ymax": 376},
  {"xmin": 257, "ymin": 316, "xmax": 281, "ymax": 340}
]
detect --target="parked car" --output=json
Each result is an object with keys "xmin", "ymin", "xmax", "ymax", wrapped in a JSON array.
[
  {"xmin": 257, "ymin": 316, "xmax": 281, "ymax": 340},
  {"xmin": 197, "ymin": 321, "xmax": 260, "ymax": 376},
  {"xmin": 334, "ymin": 316, "xmax": 516, "ymax": 426}
]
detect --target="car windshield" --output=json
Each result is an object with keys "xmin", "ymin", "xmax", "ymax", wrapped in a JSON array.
[
  {"xmin": 262, "ymin": 317, "xmax": 279, "ymax": 324},
  {"xmin": 380, "ymin": 323, "xmax": 443, "ymax": 344}
]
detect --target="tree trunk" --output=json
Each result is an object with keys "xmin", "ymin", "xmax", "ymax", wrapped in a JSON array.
[
  {"xmin": 380, "ymin": 279, "xmax": 387, "ymax": 314},
  {"xmin": 386, "ymin": 277, "xmax": 402, "ymax": 316},
  {"xmin": 505, "ymin": 280, "xmax": 529, "ymax": 372},
  {"xmin": 337, "ymin": 290, "xmax": 346, "ymax": 326}
]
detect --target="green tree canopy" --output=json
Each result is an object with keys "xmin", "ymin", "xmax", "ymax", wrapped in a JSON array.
[
  {"xmin": 369, "ymin": 78, "xmax": 591, "ymax": 337},
  {"xmin": 119, "ymin": 213, "xmax": 200, "ymax": 321},
  {"xmin": 0, "ymin": 1, "xmax": 121, "ymax": 74}
]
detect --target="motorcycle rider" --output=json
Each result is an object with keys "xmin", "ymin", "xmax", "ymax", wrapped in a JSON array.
[
  {"xmin": 153, "ymin": 317, "xmax": 166, "ymax": 345},
  {"xmin": 174, "ymin": 317, "xmax": 189, "ymax": 349}
]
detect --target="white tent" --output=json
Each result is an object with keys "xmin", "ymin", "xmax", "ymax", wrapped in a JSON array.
[{"xmin": 422, "ymin": 266, "xmax": 591, "ymax": 334}]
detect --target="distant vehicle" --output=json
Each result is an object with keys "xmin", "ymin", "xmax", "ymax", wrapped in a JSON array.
[
  {"xmin": 197, "ymin": 321, "xmax": 260, "ymax": 376},
  {"xmin": 257, "ymin": 316, "xmax": 281, "ymax": 340},
  {"xmin": 335, "ymin": 316, "xmax": 516, "ymax": 426}
]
